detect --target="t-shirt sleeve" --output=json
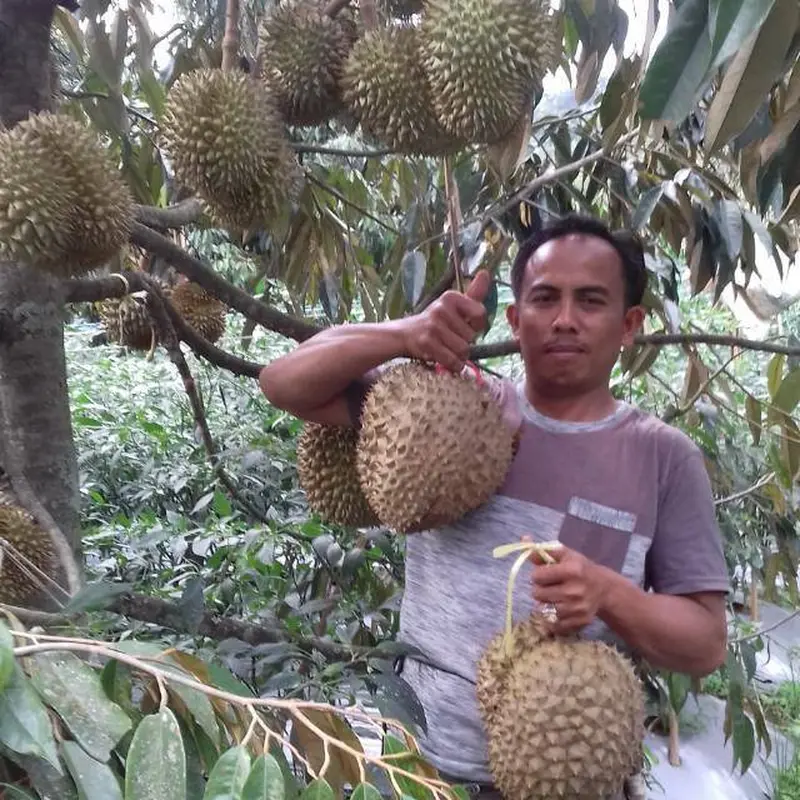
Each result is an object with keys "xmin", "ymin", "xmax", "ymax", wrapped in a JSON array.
[{"xmin": 644, "ymin": 443, "xmax": 731, "ymax": 596}]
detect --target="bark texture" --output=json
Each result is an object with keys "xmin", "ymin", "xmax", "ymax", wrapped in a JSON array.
[{"xmin": 0, "ymin": 1, "xmax": 82, "ymax": 572}]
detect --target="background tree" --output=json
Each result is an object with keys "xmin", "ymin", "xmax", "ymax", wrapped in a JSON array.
[{"xmin": 4, "ymin": 0, "xmax": 800, "ymax": 796}]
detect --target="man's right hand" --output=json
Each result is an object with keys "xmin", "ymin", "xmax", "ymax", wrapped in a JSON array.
[{"xmin": 401, "ymin": 270, "xmax": 491, "ymax": 373}]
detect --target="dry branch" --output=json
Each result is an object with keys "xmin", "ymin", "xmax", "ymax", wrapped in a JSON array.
[{"xmin": 129, "ymin": 222, "xmax": 321, "ymax": 342}]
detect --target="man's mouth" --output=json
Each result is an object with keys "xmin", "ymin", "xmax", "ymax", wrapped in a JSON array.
[{"xmin": 544, "ymin": 342, "xmax": 585, "ymax": 353}]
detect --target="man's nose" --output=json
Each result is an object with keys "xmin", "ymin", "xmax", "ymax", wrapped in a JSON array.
[{"xmin": 552, "ymin": 299, "xmax": 578, "ymax": 330}]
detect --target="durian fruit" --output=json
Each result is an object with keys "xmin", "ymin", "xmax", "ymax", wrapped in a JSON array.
[
  {"xmin": 166, "ymin": 281, "xmax": 227, "ymax": 344},
  {"xmin": 296, "ymin": 423, "xmax": 381, "ymax": 528},
  {"xmin": 258, "ymin": 0, "xmax": 359, "ymax": 126},
  {"xmin": 355, "ymin": 362, "xmax": 514, "ymax": 533},
  {"xmin": 0, "ymin": 502, "xmax": 59, "ymax": 606},
  {"xmin": 419, "ymin": 0, "xmax": 561, "ymax": 143},
  {"xmin": 160, "ymin": 68, "xmax": 301, "ymax": 232},
  {"xmin": 0, "ymin": 112, "xmax": 133, "ymax": 276},
  {"xmin": 476, "ymin": 613, "xmax": 646, "ymax": 799},
  {"xmin": 340, "ymin": 25, "xmax": 464, "ymax": 156},
  {"xmin": 98, "ymin": 293, "xmax": 158, "ymax": 351}
]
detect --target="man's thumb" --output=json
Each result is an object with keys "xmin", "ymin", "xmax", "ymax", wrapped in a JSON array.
[{"xmin": 465, "ymin": 269, "xmax": 491, "ymax": 302}]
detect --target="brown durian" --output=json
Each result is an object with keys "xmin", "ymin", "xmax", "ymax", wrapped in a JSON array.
[{"xmin": 355, "ymin": 361, "xmax": 514, "ymax": 533}]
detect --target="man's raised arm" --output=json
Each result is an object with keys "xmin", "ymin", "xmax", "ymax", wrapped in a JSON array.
[{"xmin": 258, "ymin": 271, "xmax": 491, "ymax": 427}]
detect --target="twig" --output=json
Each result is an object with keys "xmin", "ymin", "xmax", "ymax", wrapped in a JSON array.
[
  {"xmin": 443, "ymin": 156, "xmax": 464, "ymax": 292},
  {"xmin": 138, "ymin": 277, "xmax": 281, "ymax": 524},
  {"xmin": 221, "ymin": 0, "xmax": 241, "ymax": 72},
  {"xmin": 477, "ymin": 127, "xmax": 640, "ymax": 233},
  {"xmin": 732, "ymin": 607, "xmax": 800, "ymax": 644},
  {"xmin": 11, "ymin": 637, "xmax": 457, "ymax": 800},
  {"xmin": 305, "ymin": 170, "xmax": 399, "ymax": 234},
  {"xmin": 129, "ymin": 222, "xmax": 321, "ymax": 342},
  {"xmin": 714, "ymin": 473, "xmax": 776, "ymax": 507}
]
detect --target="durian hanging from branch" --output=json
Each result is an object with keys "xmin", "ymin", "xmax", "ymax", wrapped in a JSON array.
[
  {"xmin": 257, "ymin": 0, "xmax": 360, "ymax": 127},
  {"xmin": 0, "ymin": 112, "xmax": 133, "ymax": 277},
  {"xmin": 159, "ymin": 68, "xmax": 302, "ymax": 234}
]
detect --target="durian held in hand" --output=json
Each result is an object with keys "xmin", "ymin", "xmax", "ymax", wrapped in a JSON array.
[
  {"xmin": 295, "ymin": 270, "xmax": 517, "ymax": 534},
  {"xmin": 476, "ymin": 541, "xmax": 646, "ymax": 800}
]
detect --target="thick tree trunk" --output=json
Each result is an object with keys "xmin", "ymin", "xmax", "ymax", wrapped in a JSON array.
[{"xmin": 0, "ymin": 0, "xmax": 82, "ymax": 578}]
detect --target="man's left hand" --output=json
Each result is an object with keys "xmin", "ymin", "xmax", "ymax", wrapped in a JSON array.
[{"xmin": 529, "ymin": 544, "xmax": 608, "ymax": 635}]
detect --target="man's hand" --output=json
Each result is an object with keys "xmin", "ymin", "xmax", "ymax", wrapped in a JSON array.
[
  {"xmin": 401, "ymin": 270, "xmax": 490, "ymax": 373},
  {"xmin": 529, "ymin": 544, "xmax": 607, "ymax": 636}
]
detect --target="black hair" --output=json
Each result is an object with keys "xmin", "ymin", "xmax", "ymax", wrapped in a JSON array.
[{"xmin": 510, "ymin": 213, "xmax": 648, "ymax": 309}]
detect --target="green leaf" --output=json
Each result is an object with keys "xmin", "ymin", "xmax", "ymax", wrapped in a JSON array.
[
  {"xmin": 773, "ymin": 367, "xmax": 800, "ymax": 414},
  {"xmin": 0, "ymin": 663, "xmax": 61, "ymax": 772},
  {"xmin": 745, "ymin": 395, "xmax": 762, "ymax": 445},
  {"xmin": 703, "ymin": 0, "xmax": 799, "ymax": 153},
  {"xmin": 242, "ymin": 754, "xmax": 285, "ymax": 800},
  {"xmin": 0, "ymin": 621, "xmax": 14, "ymax": 693},
  {"xmin": 638, "ymin": 0, "xmax": 712, "ymax": 122},
  {"xmin": 708, "ymin": 0, "xmax": 778, "ymax": 69},
  {"xmin": 124, "ymin": 707, "xmax": 187, "ymax": 800},
  {"xmin": 349, "ymin": 784, "xmax": 383, "ymax": 800},
  {"xmin": 768, "ymin": 353, "xmax": 786, "ymax": 398},
  {"xmin": 61, "ymin": 740, "xmax": 124, "ymax": 800},
  {"xmin": 631, "ymin": 184, "xmax": 665, "ymax": 232},
  {"xmin": 400, "ymin": 251, "xmax": 427, "ymax": 308},
  {"xmin": 202, "ymin": 744, "xmax": 250, "ymax": 799},
  {"xmin": 213, "ymin": 490, "xmax": 233, "ymax": 518},
  {"xmin": 61, "ymin": 581, "xmax": 133, "ymax": 614},
  {"xmin": 298, "ymin": 779, "xmax": 334, "ymax": 800},
  {"xmin": 27, "ymin": 651, "xmax": 132, "ymax": 762}
]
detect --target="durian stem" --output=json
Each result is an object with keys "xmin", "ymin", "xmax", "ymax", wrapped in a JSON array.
[
  {"xmin": 359, "ymin": 0, "xmax": 378, "ymax": 30},
  {"xmin": 221, "ymin": 0, "xmax": 241, "ymax": 72},
  {"xmin": 492, "ymin": 541, "xmax": 560, "ymax": 656},
  {"xmin": 443, "ymin": 156, "xmax": 464, "ymax": 293}
]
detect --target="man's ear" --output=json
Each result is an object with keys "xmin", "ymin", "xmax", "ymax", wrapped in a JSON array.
[
  {"xmin": 621, "ymin": 305, "xmax": 646, "ymax": 348},
  {"xmin": 506, "ymin": 304, "xmax": 520, "ymax": 340}
]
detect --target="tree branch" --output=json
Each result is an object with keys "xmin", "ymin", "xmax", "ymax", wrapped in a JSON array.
[
  {"xmin": 129, "ymin": 222, "xmax": 321, "ymax": 342},
  {"xmin": 292, "ymin": 142, "xmax": 390, "ymax": 158},
  {"xmin": 64, "ymin": 272, "xmax": 264, "ymax": 379},
  {"xmin": 1, "ymin": 595, "xmax": 379, "ymax": 662},
  {"xmin": 134, "ymin": 199, "xmax": 204, "ymax": 230},
  {"xmin": 478, "ymin": 128, "xmax": 640, "ymax": 233},
  {"xmin": 221, "ymin": 0, "xmax": 240, "ymax": 72},
  {"xmin": 470, "ymin": 332, "xmax": 800, "ymax": 361},
  {"xmin": 323, "ymin": 0, "xmax": 352, "ymax": 16}
]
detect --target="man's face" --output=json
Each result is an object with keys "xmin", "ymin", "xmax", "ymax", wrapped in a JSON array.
[{"xmin": 506, "ymin": 233, "xmax": 645, "ymax": 397}]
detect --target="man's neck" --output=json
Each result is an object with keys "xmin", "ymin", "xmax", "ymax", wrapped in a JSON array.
[{"xmin": 523, "ymin": 381, "xmax": 619, "ymax": 423}]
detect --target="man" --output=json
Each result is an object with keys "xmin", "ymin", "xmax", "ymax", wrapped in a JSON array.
[{"xmin": 259, "ymin": 214, "xmax": 730, "ymax": 797}]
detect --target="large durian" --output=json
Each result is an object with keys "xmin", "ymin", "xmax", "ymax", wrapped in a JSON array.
[
  {"xmin": 166, "ymin": 281, "xmax": 227, "ymax": 344},
  {"xmin": 0, "ymin": 112, "xmax": 133, "ymax": 276},
  {"xmin": 419, "ymin": 0, "xmax": 561, "ymax": 143},
  {"xmin": 160, "ymin": 68, "xmax": 301, "ymax": 232},
  {"xmin": 0, "ymin": 502, "xmax": 59, "ymax": 606},
  {"xmin": 98, "ymin": 293, "xmax": 158, "ymax": 351},
  {"xmin": 476, "ymin": 612, "xmax": 645, "ymax": 799},
  {"xmin": 340, "ymin": 25, "xmax": 464, "ymax": 156},
  {"xmin": 258, "ymin": 0, "xmax": 359, "ymax": 126},
  {"xmin": 355, "ymin": 362, "xmax": 514, "ymax": 533},
  {"xmin": 297, "ymin": 423, "xmax": 380, "ymax": 528}
]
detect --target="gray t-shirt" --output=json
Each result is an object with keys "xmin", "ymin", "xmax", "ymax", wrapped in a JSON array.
[{"xmin": 350, "ymin": 372, "xmax": 730, "ymax": 783}]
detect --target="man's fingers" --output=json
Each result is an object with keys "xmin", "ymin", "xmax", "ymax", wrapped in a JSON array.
[
  {"xmin": 532, "ymin": 563, "xmax": 570, "ymax": 586},
  {"xmin": 439, "ymin": 304, "xmax": 481, "ymax": 343},
  {"xmin": 465, "ymin": 269, "xmax": 491, "ymax": 303}
]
